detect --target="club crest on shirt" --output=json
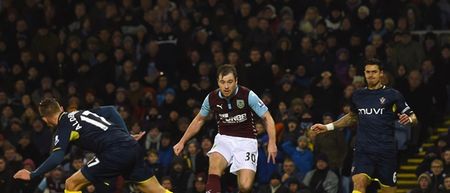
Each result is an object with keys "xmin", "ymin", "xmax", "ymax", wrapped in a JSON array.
[
  {"xmin": 379, "ymin": 97, "xmax": 386, "ymax": 104},
  {"xmin": 237, "ymin": 99, "xmax": 245, "ymax": 109}
]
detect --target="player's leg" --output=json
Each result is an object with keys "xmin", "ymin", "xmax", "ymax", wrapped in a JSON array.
[
  {"xmin": 231, "ymin": 136, "xmax": 258, "ymax": 193},
  {"xmin": 236, "ymin": 169, "xmax": 256, "ymax": 193},
  {"xmin": 82, "ymin": 150, "xmax": 135, "ymax": 192},
  {"xmin": 65, "ymin": 170, "xmax": 91, "ymax": 192},
  {"xmin": 90, "ymin": 177, "xmax": 117, "ymax": 193},
  {"xmin": 352, "ymin": 151, "xmax": 375, "ymax": 193},
  {"xmin": 208, "ymin": 152, "xmax": 229, "ymax": 175},
  {"xmin": 352, "ymin": 173, "xmax": 371, "ymax": 193},
  {"xmin": 135, "ymin": 176, "xmax": 171, "ymax": 193},
  {"xmin": 125, "ymin": 143, "xmax": 171, "ymax": 193},
  {"xmin": 377, "ymin": 153, "xmax": 397, "ymax": 193},
  {"xmin": 206, "ymin": 134, "xmax": 233, "ymax": 193},
  {"xmin": 207, "ymin": 152, "xmax": 229, "ymax": 193},
  {"xmin": 129, "ymin": 165, "xmax": 172, "ymax": 193}
]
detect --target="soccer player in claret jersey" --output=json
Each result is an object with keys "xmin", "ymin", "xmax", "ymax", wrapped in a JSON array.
[
  {"xmin": 173, "ymin": 64, "xmax": 278, "ymax": 193},
  {"xmin": 13, "ymin": 98, "xmax": 171, "ymax": 193},
  {"xmin": 311, "ymin": 58, "xmax": 418, "ymax": 193}
]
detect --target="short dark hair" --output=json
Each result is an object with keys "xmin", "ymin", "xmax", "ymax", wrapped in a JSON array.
[
  {"xmin": 364, "ymin": 58, "xmax": 383, "ymax": 70},
  {"xmin": 38, "ymin": 98, "xmax": 61, "ymax": 117},
  {"xmin": 216, "ymin": 64, "xmax": 238, "ymax": 79}
]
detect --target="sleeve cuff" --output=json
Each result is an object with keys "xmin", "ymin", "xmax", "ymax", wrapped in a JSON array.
[{"xmin": 30, "ymin": 171, "xmax": 38, "ymax": 179}]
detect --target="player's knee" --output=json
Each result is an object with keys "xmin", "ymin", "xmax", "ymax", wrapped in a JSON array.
[
  {"xmin": 352, "ymin": 174, "xmax": 369, "ymax": 189},
  {"xmin": 208, "ymin": 166, "xmax": 223, "ymax": 176},
  {"xmin": 65, "ymin": 176, "xmax": 85, "ymax": 191},
  {"xmin": 238, "ymin": 184, "xmax": 252, "ymax": 193},
  {"xmin": 208, "ymin": 155, "xmax": 226, "ymax": 175},
  {"xmin": 65, "ymin": 177, "xmax": 77, "ymax": 190}
]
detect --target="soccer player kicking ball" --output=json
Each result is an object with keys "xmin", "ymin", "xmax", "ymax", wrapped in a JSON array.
[
  {"xmin": 173, "ymin": 64, "xmax": 277, "ymax": 193},
  {"xmin": 14, "ymin": 98, "xmax": 171, "ymax": 193}
]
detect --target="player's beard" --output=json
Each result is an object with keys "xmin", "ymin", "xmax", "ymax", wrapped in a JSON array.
[
  {"xmin": 221, "ymin": 85, "xmax": 237, "ymax": 97},
  {"xmin": 367, "ymin": 80, "xmax": 381, "ymax": 89}
]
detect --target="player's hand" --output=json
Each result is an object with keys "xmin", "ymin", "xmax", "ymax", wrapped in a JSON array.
[
  {"xmin": 281, "ymin": 173, "xmax": 290, "ymax": 182},
  {"xmin": 310, "ymin": 123, "xmax": 327, "ymax": 134},
  {"xmin": 131, "ymin": 131, "xmax": 146, "ymax": 141},
  {"xmin": 267, "ymin": 142, "xmax": 277, "ymax": 164},
  {"xmin": 173, "ymin": 142, "xmax": 185, "ymax": 156},
  {"xmin": 398, "ymin": 113, "xmax": 411, "ymax": 125},
  {"xmin": 13, "ymin": 169, "xmax": 31, "ymax": 181}
]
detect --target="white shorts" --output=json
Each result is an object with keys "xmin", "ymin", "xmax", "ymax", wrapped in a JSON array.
[{"xmin": 208, "ymin": 133, "xmax": 258, "ymax": 175}]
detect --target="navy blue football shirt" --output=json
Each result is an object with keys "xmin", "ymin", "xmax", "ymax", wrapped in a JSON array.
[
  {"xmin": 350, "ymin": 86, "xmax": 413, "ymax": 154},
  {"xmin": 53, "ymin": 110, "xmax": 135, "ymax": 154},
  {"xmin": 30, "ymin": 107, "xmax": 136, "ymax": 178}
]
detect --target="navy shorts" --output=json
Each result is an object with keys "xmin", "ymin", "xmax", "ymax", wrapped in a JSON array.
[
  {"xmin": 352, "ymin": 150, "xmax": 397, "ymax": 187},
  {"xmin": 81, "ymin": 143, "xmax": 153, "ymax": 185}
]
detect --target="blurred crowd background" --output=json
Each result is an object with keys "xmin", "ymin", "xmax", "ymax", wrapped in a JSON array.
[{"xmin": 0, "ymin": 0, "xmax": 450, "ymax": 192}]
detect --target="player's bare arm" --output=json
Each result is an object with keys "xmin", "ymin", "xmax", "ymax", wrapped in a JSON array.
[
  {"xmin": 311, "ymin": 112, "xmax": 358, "ymax": 134},
  {"xmin": 333, "ymin": 112, "xmax": 358, "ymax": 128},
  {"xmin": 261, "ymin": 112, "xmax": 277, "ymax": 163},
  {"xmin": 13, "ymin": 169, "xmax": 31, "ymax": 180},
  {"xmin": 131, "ymin": 131, "xmax": 146, "ymax": 141},
  {"xmin": 398, "ymin": 113, "xmax": 418, "ymax": 125},
  {"xmin": 173, "ymin": 113, "xmax": 206, "ymax": 156}
]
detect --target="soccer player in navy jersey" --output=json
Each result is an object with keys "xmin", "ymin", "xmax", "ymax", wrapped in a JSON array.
[
  {"xmin": 173, "ymin": 64, "xmax": 277, "ymax": 193},
  {"xmin": 13, "ymin": 98, "xmax": 171, "ymax": 193},
  {"xmin": 311, "ymin": 58, "xmax": 418, "ymax": 193}
]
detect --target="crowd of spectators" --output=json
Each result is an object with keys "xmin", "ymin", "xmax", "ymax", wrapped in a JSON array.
[
  {"xmin": 0, "ymin": 0, "xmax": 450, "ymax": 192},
  {"xmin": 410, "ymin": 135, "xmax": 450, "ymax": 193}
]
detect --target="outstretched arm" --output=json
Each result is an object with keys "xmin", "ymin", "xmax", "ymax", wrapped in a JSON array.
[
  {"xmin": 173, "ymin": 94, "xmax": 211, "ymax": 156},
  {"xmin": 332, "ymin": 112, "xmax": 358, "ymax": 129},
  {"xmin": 14, "ymin": 150, "xmax": 65, "ymax": 180},
  {"xmin": 16, "ymin": 115, "xmax": 72, "ymax": 180},
  {"xmin": 30, "ymin": 151, "xmax": 65, "ymax": 179},
  {"xmin": 173, "ymin": 113, "xmax": 206, "ymax": 156},
  {"xmin": 311, "ymin": 112, "xmax": 358, "ymax": 134}
]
